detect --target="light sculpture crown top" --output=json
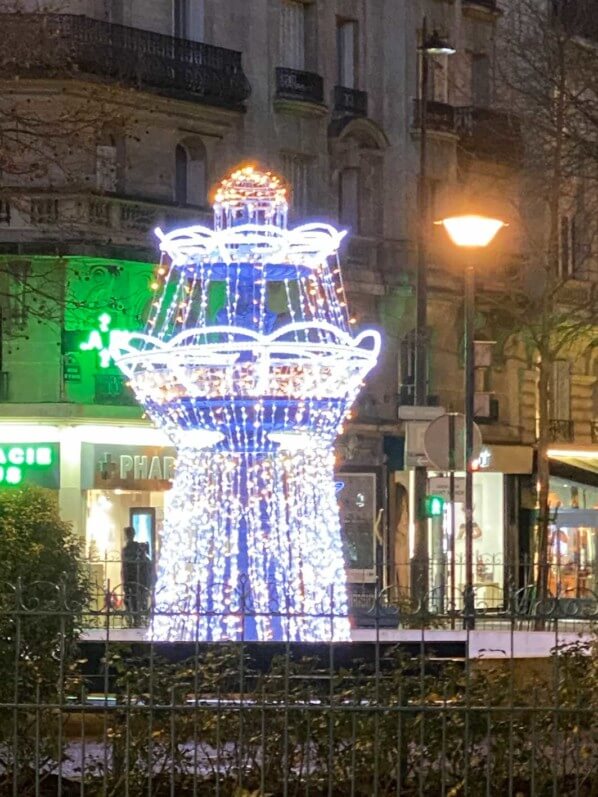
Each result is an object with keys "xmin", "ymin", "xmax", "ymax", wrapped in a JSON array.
[
  {"xmin": 154, "ymin": 164, "xmax": 346, "ymax": 274},
  {"xmin": 213, "ymin": 164, "xmax": 288, "ymax": 228}
]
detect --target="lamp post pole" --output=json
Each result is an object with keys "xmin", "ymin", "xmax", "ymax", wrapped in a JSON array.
[
  {"xmin": 436, "ymin": 214, "xmax": 506, "ymax": 630},
  {"xmin": 463, "ymin": 260, "xmax": 476, "ymax": 630},
  {"xmin": 413, "ymin": 14, "xmax": 431, "ymax": 609}
]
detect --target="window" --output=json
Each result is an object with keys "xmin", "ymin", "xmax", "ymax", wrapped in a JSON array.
[
  {"xmin": 175, "ymin": 144, "xmax": 188, "ymax": 204},
  {"xmin": 280, "ymin": 0, "xmax": 306, "ymax": 70},
  {"xmin": 7, "ymin": 260, "xmax": 31, "ymax": 329},
  {"xmin": 337, "ymin": 18, "xmax": 357, "ymax": 88},
  {"xmin": 281, "ymin": 152, "xmax": 311, "ymax": 216},
  {"xmin": 0, "ymin": 201, "xmax": 10, "ymax": 225},
  {"xmin": 175, "ymin": 139, "xmax": 207, "ymax": 206},
  {"xmin": 550, "ymin": 359, "xmax": 571, "ymax": 422},
  {"xmin": 96, "ymin": 134, "xmax": 124, "ymax": 193},
  {"xmin": 174, "ymin": 0, "xmax": 204, "ymax": 40},
  {"xmin": 399, "ymin": 330, "xmax": 417, "ymax": 394},
  {"xmin": 339, "ymin": 167, "xmax": 359, "ymax": 229},
  {"xmin": 558, "ymin": 215, "xmax": 577, "ymax": 278},
  {"xmin": 471, "ymin": 53, "xmax": 491, "ymax": 107},
  {"xmin": 96, "ymin": 144, "xmax": 118, "ymax": 193}
]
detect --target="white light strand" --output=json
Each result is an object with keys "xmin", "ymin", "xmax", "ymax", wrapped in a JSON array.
[{"xmin": 115, "ymin": 166, "xmax": 379, "ymax": 643}]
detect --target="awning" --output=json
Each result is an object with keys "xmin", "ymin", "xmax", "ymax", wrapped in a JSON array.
[
  {"xmin": 548, "ymin": 446, "xmax": 598, "ymax": 487},
  {"xmin": 554, "ymin": 508, "xmax": 598, "ymax": 528}
]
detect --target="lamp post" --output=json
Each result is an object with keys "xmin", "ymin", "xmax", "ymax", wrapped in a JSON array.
[
  {"xmin": 436, "ymin": 215, "xmax": 505, "ymax": 629},
  {"xmin": 413, "ymin": 19, "xmax": 455, "ymax": 609}
]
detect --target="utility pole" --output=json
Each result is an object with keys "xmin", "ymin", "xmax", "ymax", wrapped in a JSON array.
[{"xmin": 412, "ymin": 15, "xmax": 431, "ymax": 609}]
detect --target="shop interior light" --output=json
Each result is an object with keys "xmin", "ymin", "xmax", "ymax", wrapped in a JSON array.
[{"xmin": 547, "ymin": 449, "xmax": 598, "ymax": 459}]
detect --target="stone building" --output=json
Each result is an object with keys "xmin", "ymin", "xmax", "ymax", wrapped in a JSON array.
[{"xmin": 0, "ymin": 0, "xmax": 595, "ymax": 610}]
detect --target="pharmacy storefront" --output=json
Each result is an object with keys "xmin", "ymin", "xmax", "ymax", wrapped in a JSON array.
[
  {"xmin": 0, "ymin": 423, "xmax": 383, "ymax": 595},
  {"xmin": 0, "ymin": 423, "xmax": 174, "ymax": 592}
]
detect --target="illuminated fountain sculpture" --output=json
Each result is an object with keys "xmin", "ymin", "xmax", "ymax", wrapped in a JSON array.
[{"xmin": 113, "ymin": 166, "xmax": 380, "ymax": 641}]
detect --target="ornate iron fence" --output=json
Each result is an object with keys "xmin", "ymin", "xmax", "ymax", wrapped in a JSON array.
[
  {"xmin": 0, "ymin": 582, "xmax": 598, "ymax": 797},
  {"xmin": 0, "ymin": 572, "xmax": 596, "ymax": 795}
]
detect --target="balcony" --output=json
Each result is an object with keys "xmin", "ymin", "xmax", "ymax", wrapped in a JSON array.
[
  {"xmin": 455, "ymin": 107, "xmax": 523, "ymax": 166},
  {"xmin": 548, "ymin": 419, "xmax": 575, "ymax": 443},
  {"xmin": 553, "ymin": 0, "xmax": 598, "ymax": 42},
  {"xmin": 0, "ymin": 191, "xmax": 211, "ymax": 256},
  {"xmin": 412, "ymin": 99, "xmax": 456, "ymax": 135},
  {"xmin": 0, "ymin": 13, "xmax": 251, "ymax": 111},
  {"xmin": 333, "ymin": 86, "xmax": 368, "ymax": 118},
  {"xmin": 274, "ymin": 67, "xmax": 325, "ymax": 114},
  {"xmin": 549, "ymin": 419, "xmax": 598, "ymax": 445}
]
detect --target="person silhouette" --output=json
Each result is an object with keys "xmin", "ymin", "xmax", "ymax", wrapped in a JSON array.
[{"xmin": 121, "ymin": 526, "xmax": 142, "ymax": 623}]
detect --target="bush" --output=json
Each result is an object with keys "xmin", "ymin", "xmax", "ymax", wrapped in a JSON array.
[{"xmin": 0, "ymin": 486, "xmax": 89, "ymax": 792}]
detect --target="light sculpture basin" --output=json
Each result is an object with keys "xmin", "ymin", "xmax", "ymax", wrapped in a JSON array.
[{"xmin": 112, "ymin": 165, "xmax": 380, "ymax": 641}]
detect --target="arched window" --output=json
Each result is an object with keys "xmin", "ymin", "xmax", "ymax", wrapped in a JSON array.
[
  {"xmin": 331, "ymin": 119, "xmax": 388, "ymax": 237},
  {"xmin": 175, "ymin": 144, "xmax": 188, "ymax": 204}
]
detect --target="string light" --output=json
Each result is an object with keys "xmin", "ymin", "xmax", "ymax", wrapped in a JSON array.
[{"xmin": 112, "ymin": 166, "xmax": 380, "ymax": 643}]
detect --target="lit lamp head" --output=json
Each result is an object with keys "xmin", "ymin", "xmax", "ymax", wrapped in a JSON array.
[{"xmin": 435, "ymin": 214, "xmax": 506, "ymax": 249}]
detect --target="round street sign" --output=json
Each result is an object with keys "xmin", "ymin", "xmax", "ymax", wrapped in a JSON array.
[{"xmin": 423, "ymin": 413, "xmax": 482, "ymax": 471}]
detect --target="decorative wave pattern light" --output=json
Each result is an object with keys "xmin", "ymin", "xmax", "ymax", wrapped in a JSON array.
[{"xmin": 112, "ymin": 165, "xmax": 381, "ymax": 642}]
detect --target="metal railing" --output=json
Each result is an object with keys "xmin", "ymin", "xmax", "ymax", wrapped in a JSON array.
[
  {"xmin": 0, "ymin": 572, "xmax": 596, "ymax": 795},
  {"xmin": 412, "ymin": 98, "xmax": 456, "ymax": 133},
  {"xmin": 455, "ymin": 106, "xmax": 523, "ymax": 165},
  {"xmin": 274, "ymin": 66, "xmax": 324, "ymax": 104},
  {"xmin": 333, "ymin": 85, "xmax": 368, "ymax": 117},
  {"xmin": 79, "ymin": 555, "xmax": 598, "ymax": 633},
  {"xmin": 548, "ymin": 418, "xmax": 575, "ymax": 442},
  {"xmin": 0, "ymin": 13, "xmax": 251, "ymax": 110}
]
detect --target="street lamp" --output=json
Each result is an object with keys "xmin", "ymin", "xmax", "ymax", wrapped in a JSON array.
[
  {"xmin": 436, "ymin": 213, "xmax": 506, "ymax": 629},
  {"xmin": 412, "ymin": 17, "xmax": 455, "ymax": 610}
]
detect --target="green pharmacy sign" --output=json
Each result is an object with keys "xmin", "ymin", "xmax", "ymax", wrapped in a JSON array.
[
  {"xmin": 79, "ymin": 313, "xmax": 131, "ymax": 368},
  {"xmin": 0, "ymin": 443, "xmax": 60, "ymax": 488}
]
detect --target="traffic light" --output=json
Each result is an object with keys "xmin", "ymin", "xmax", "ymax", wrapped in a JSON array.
[{"xmin": 423, "ymin": 494, "xmax": 444, "ymax": 518}]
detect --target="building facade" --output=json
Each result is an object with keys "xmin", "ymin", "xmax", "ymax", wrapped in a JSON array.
[{"xmin": 0, "ymin": 0, "xmax": 596, "ymax": 610}]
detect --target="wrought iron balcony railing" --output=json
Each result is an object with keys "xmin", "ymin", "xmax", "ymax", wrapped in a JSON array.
[
  {"xmin": 412, "ymin": 99, "xmax": 456, "ymax": 134},
  {"xmin": 548, "ymin": 419, "xmax": 575, "ymax": 443},
  {"xmin": 455, "ymin": 106, "xmax": 523, "ymax": 166},
  {"xmin": 274, "ymin": 67, "xmax": 324, "ymax": 105},
  {"xmin": 0, "ymin": 13, "xmax": 251, "ymax": 110},
  {"xmin": 333, "ymin": 85, "xmax": 368, "ymax": 117},
  {"xmin": 552, "ymin": 0, "xmax": 598, "ymax": 42}
]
